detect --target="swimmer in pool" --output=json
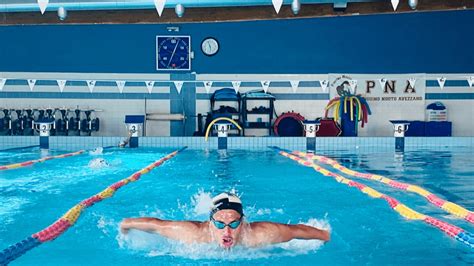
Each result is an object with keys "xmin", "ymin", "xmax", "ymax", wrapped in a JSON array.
[
  {"xmin": 88, "ymin": 158, "xmax": 110, "ymax": 168},
  {"xmin": 120, "ymin": 192, "xmax": 330, "ymax": 249},
  {"xmin": 119, "ymin": 131, "xmax": 133, "ymax": 148}
]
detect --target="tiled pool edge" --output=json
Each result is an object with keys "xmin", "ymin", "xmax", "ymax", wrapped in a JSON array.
[{"xmin": 0, "ymin": 137, "xmax": 473, "ymax": 151}]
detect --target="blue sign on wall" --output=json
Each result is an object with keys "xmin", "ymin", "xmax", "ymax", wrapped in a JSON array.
[{"xmin": 156, "ymin": 35, "xmax": 191, "ymax": 71}]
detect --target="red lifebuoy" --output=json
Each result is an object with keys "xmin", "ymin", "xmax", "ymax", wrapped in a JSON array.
[{"xmin": 273, "ymin": 112, "xmax": 305, "ymax": 136}]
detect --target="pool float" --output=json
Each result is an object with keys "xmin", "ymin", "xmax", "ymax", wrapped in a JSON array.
[{"xmin": 0, "ymin": 150, "xmax": 85, "ymax": 171}]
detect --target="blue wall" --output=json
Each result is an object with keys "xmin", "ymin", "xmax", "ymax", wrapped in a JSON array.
[{"xmin": 0, "ymin": 10, "xmax": 473, "ymax": 74}]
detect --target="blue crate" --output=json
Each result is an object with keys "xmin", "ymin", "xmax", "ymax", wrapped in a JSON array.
[{"xmin": 425, "ymin": 121, "xmax": 452, "ymax": 136}]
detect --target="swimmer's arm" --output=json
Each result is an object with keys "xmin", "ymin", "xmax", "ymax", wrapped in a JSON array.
[
  {"xmin": 120, "ymin": 217, "xmax": 208, "ymax": 243},
  {"xmin": 248, "ymin": 222, "xmax": 330, "ymax": 246}
]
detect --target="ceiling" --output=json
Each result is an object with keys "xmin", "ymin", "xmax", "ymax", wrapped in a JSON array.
[
  {"xmin": 2, "ymin": 0, "xmax": 384, "ymax": 12},
  {"xmin": 0, "ymin": 0, "xmax": 472, "ymax": 25}
]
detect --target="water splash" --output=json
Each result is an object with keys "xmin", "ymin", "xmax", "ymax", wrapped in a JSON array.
[
  {"xmin": 117, "ymin": 189, "xmax": 330, "ymax": 260},
  {"xmin": 191, "ymin": 190, "xmax": 213, "ymax": 217},
  {"xmin": 118, "ymin": 217, "xmax": 329, "ymax": 260},
  {"xmin": 89, "ymin": 147, "xmax": 103, "ymax": 156},
  {"xmin": 88, "ymin": 158, "xmax": 110, "ymax": 169}
]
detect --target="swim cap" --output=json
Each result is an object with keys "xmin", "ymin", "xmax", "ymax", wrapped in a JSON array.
[{"xmin": 210, "ymin": 192, "xmax": 244, "ymax": 218}]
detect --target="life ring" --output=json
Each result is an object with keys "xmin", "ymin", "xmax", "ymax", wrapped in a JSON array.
[{"xmin": 273, "ymin": 112, "xmax": 305, "ymax": 137}]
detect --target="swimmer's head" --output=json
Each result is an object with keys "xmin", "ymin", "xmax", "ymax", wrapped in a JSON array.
[
  {"xmin": 209, "ymin": 192, "xmax": 244, "ymax": 249},
  {"xmin": 210, "ymin": 192, "xmax": 243, "ymax": 218}
]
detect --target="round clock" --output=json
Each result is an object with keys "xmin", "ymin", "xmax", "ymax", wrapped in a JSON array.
[
  {"xmin": 201, "ymin": 37, "xmax": 219, "ymax": 56},
  {"xmin": 157, "ymin": 36, "xmax": 191, "ymax": 71}
]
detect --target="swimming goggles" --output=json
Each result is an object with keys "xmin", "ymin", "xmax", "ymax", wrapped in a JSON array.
[{"xmin": 211, "ymin": 217, "xmax": 242, "ymax": 230}]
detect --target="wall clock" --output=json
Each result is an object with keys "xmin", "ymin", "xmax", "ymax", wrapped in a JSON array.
[
  {"xmin": 156, "ymin": 35, "xmax": 191, "ymax": 71},
  {"xmin": 201, "ymin": 37, "xmax": 219, "ymax": 56}
]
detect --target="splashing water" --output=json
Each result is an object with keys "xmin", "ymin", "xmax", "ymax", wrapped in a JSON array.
[
  {"xmin": 89, "ymin": 147, "xmax": 104, "ymax": 156},
  {"xmin": 191, "ymin": 190, "xmax": 213, "ymax": 217},
  {"xmin": 117, "ymin": 189, "xmax": 330, "ymax": 260}
]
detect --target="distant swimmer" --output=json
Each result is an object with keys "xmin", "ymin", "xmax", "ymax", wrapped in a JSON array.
[
  {"xmin": 120, "ymin": 192, "xmax": 330, "ymax": 249},
  {"xmin": 88, "ymin": 158, "xmax": 110, "ymax": 168},
  {"xmin": 119, "ymin": 131, "xmax": 133, "ymax": 148},
  {"xmin": 89, "ymin": 147, "xmax": 103, "ymax": 155}
]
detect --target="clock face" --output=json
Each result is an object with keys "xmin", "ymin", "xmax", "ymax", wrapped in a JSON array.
[
  {"xmin": 201, "ymin": 37, "xmax": 219, "ymax": 56},
  {"xmin": 156, "ymin": 36, "xmax": 191, "ymax": 71}
]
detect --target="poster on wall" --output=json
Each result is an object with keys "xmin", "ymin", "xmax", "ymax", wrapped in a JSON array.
[{"xmin": 328, "ymin": 74, "xmax": 426, "ymax": 135}]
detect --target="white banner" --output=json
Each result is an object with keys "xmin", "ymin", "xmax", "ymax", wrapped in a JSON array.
[
  {"xmin": 0, "ymin": 78, "xmax": 6, "ymax": 91},
  {"xmin": 37, "ymin": 0, "xmax": 49, "ymax": 14},
  {"xmin": 378, "ymin": 78, "xmax": 387, "ymax": 89},
  {"xmin": 320, "ymin": 79, "xmax": 328, "ymax": 92},
  {"xmin": 437, "ymin": 77, "xmax": 446, "ymax": 90},
  {"xmin": 145, "ymin": 81, "xmax": 155, "ymax": 94},
  {"xmin": 154, "ymin": 0, "xmax": 166, "ymax": 16},
  {"xmin": 87, "ymin": 80, "xmax": 96, "ymax": 93},
  {"xmin": 391, "ymin": 0, "xmax": 399, "ymax": 10},
  {"xmin": 57, "ymin": 80, "xmax": 67, "ymax": 92},
  {"xmin": 468, "ymin": 77, "xmax": 474, "ymax": 88},
  {"xmin": 408, "ymin": 77, "xmax": 417, "ymax": 89},
  {"xmin": 116, "ymin": 80, "xmax": 126, "ymax": 93},
  {"xmin": 348, "ymin": 79, "xmax": 358, "ymax": 94},
  {"xmin": 272, "ymin": 0, "xmax": 283, "ymax": 13},
  {"xmin": 174, "ymin": 81, "xmax": 184, "ymax": 94},
  {"xmin": 232, "ymin": 81, "xmax": 241, "ymax": 93},
  {"xmin": 204, "ymin": 81, "xmax": 213, "ymax": 93},
  {"xmin": 290, "ymin": 80, "xmax": 299, "ymax": 93},
  {"xmin": 28, "ymin": 79, "xmax": 36, "ymax": 91},
  {"xmin": 261, "ymin": 80, "xmax": 270, "ymax": 93}
]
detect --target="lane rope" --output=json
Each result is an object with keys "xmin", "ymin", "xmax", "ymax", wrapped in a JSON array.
[
  {"xmin": 294, "ymin": 151, "xmax": 474, "ymax": 225},
  {"xmin": 0, "ymin": 150, "xmax": 86, "ymax": 171},
  {"xmin": 0, "ymin": 147, "xmax": 186, "ymax": 265},
  {"xmin": 272, "ymin": 147, "xmax": 473, "ymax": 249}
]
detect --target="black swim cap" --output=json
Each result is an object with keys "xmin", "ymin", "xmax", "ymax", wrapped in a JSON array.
[{"xmin": 210, "ymin": 192, "xmax": 244, "ymax": 218}]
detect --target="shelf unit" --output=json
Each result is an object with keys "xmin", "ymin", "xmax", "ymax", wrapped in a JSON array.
[
  {"xmin": 209, "ymin": 88, "xmax": 242, "ymax": 136},
  {"xmin": 241, "ymin": 93, "xmax": 275, "ymax": 136}
]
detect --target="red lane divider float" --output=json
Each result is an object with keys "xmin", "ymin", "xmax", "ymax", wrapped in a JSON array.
[
  {"xmin": 295, "ymin": 151, "xmax": 474, "ymax": 225},
  {"xmin": 0, "ymin": 148, "xmax": 185, "ymax": 265},
  {"xmin": 0, "ymin": 150, "xmax": 86, "ymax": 171},
  {"xmin": 276, "ymin": 149, "xmax": 473, "ymax": 249}
]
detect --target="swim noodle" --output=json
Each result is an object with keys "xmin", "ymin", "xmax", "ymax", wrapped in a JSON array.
[
  {"xmin": 294, "ymin": 151, "xmax": 474, "ymax": 225},
  {"xmin": 324, "ymin": 95, "xmax": 371, "ymax": 127},
  {"xmin": 273, "ymin": 148, "xmax": 473, "ymax": 249},
  {"xmin": 0, "ymin": 147, "xmax": 186, "ymax": 265},
  {"xmin": 204, "ymin": 117, "xmax": 242, "ymax": 141},
  {"xmin": 0, "ymin": 150, "xmax": 85, "ymax": 171}
]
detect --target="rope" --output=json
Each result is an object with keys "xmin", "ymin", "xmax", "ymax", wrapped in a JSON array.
[
  {"xmin": 272, "ymin": 148, "xmax": 473, "ymax": 249},
  {"xmin": 0, "ymin": 150, "xmax": 86, "ymax": 171},
  {"xmin": 0, "ymin": 147, "xmax": 186, "ymax": 265},
  {"xmin": 295, "ymin": 151, "xmax": 474, "ymax": 225}
]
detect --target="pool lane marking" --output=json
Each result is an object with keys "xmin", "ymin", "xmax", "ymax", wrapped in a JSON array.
[
  {"xmin": 0, "ymin": 150, "xmax": 86, "ymax": 171},
  {"xmin": 274, "ymin": 149, "xmax": 473, "ymax": 249},
  {"xmin": 0, "ymin": 147, "xmax": 186, "ymax": 265},
  {"xmin": 294, "ymin": 151, "xmax": 474, "ymax": 225}
]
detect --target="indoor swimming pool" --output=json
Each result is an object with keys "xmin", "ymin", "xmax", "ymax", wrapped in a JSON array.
[{"xmin": 0, "ymin": 145, "xmax": 473, "ymax": 265}]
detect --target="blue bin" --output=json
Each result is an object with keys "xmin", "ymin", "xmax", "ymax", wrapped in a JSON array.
[{"xmin": 425, "ymin": 121, "xmax": 452, "ymax": 136}]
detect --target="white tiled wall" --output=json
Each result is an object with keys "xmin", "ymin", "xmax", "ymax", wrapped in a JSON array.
[
  {"xmin": 1, "ymin": 73, "xmax": 473, "ymax": 137},
  {"xmin": 1, "ymin": 136, "xmax": 473, "ymax": 151}
]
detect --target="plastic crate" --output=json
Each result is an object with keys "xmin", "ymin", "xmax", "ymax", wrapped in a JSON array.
[{"xmin": 425, "ymin": 121, "xmax": 452, "ymax": 136}]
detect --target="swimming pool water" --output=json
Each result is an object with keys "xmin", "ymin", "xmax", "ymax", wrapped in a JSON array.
[{"xmin": 0, "ymin": 146, "xmax": 473, "ymax": 265}]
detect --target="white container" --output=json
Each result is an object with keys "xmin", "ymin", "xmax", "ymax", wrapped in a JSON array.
[{"xmin": 426, "ymin": 109, "xmax": 448, "ymax": 121}]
